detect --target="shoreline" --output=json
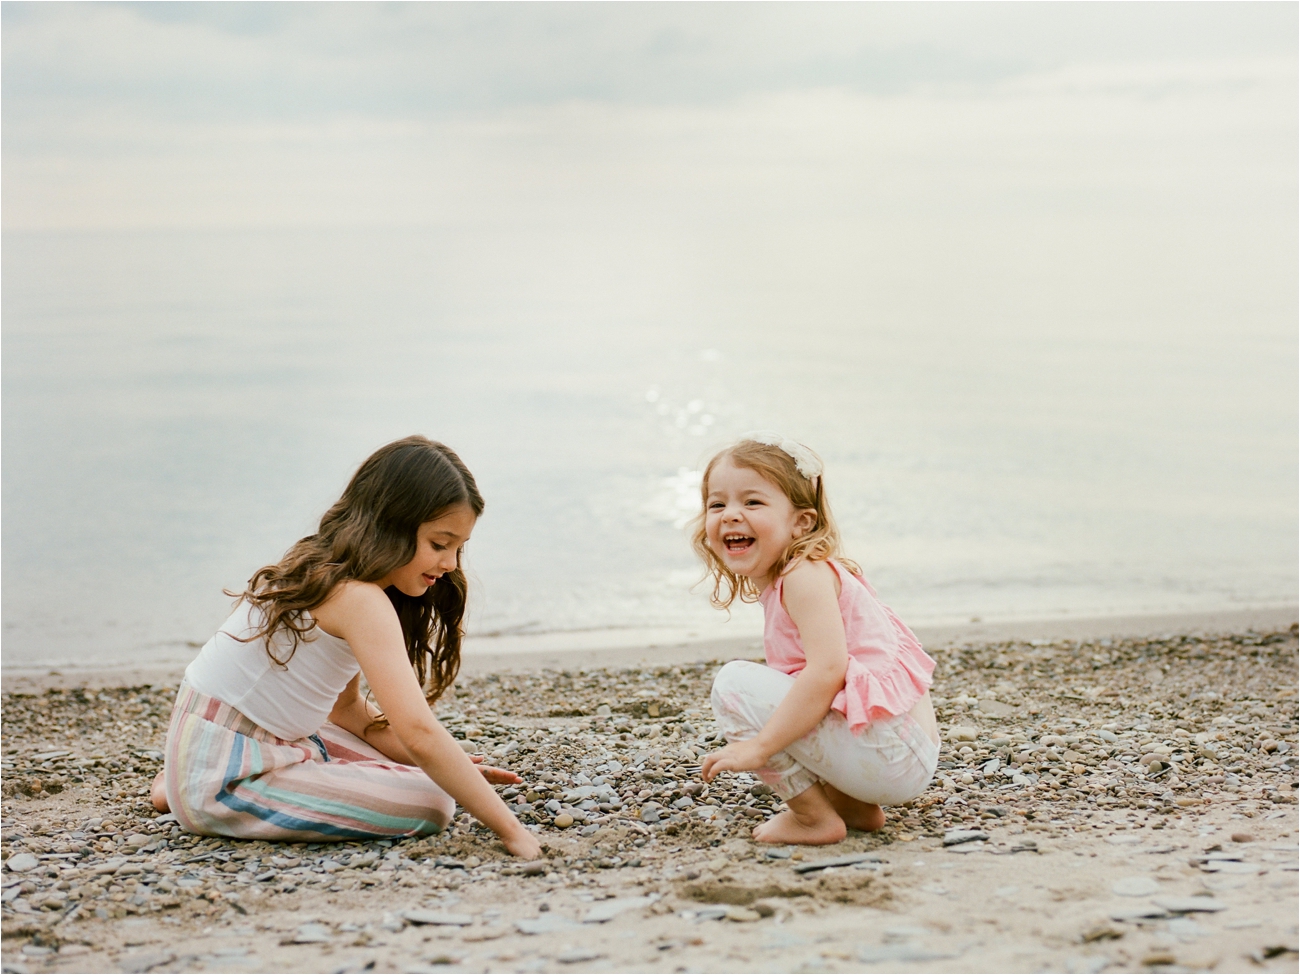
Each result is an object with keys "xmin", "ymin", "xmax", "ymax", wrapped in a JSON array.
[{"xmin": 3, "ymin": 605, "xmax": 1295, "ymax": 694}]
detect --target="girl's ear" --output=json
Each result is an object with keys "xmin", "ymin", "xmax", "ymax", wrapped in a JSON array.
[{"xmin": 793, "ymin": 508, "xmax": 818, "ymax": 538}]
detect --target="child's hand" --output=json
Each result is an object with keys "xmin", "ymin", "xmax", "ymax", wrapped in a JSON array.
[
  {"xmin": 700, "ymin": 740, "xmax": 770, "ymax": 782},
  {"xmin": 468, "ymin": 755, "xmax": 523, "ymax": 785},
  {"xmin": 503, "ymin": 827, "xmax": 542, "ymax": 860}
]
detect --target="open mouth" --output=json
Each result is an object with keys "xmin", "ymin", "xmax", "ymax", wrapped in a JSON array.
[{"xmin": 722, "ymin": 533, "xmax": 755, "ymax": 555}]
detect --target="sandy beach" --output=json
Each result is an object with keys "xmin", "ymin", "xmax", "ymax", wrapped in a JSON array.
[{"xmin": 2, "ymin": 609, "xmax": 1296, "ymax": 974}]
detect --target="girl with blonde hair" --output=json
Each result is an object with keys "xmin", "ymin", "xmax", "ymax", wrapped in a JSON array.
[{"xmin": 696, "ymin": 434, "xmax": 939, "ymax": 845}]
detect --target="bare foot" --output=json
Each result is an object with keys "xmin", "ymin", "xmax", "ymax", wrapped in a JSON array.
[
  {"xmin": 824, "ymin": 784, "xmax": 886, "ymax": 832},
  {"xmin": 150, "ymin": 771, "xmax": 169, "ymax": 814},
  {"xmin": 751, "ymin": 783, "xmax": 847, "ymax": 845}
]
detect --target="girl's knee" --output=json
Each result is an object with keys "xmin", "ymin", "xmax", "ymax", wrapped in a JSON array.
[
  {"xmin": 710, "ymin": 659, "xmax": 767, "ymax": 709},
  {"xmin": 428, "ymin": 792, "xmax": 456, "ymax": 831}
]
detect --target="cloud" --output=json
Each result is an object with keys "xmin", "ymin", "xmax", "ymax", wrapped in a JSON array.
[
  {"xmin": 2, "ymin": 3, "xmax": 1294, "ymax": 232},
  {"xmin": 4, "ymin": 1, "xmax": 1293, "ymax": 127}
]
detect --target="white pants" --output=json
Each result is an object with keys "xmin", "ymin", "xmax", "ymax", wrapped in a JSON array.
[{"xmin": 710, "ymin": 659, "xmax": 939, "ymax": 805}]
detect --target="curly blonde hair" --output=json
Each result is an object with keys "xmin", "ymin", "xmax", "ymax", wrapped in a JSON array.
[{"xmin": 690, "ymin": 438, "xmax": 858, "ymax": 609}]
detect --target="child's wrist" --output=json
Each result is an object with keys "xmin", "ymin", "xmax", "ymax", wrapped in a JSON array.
[{"xmin": 747, "ymin": 737, "xmax": 776, "ymax": 764}]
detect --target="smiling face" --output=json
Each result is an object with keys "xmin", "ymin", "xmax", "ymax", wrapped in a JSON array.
[
  {"xmin": 704, "ymin": 458, "xmax": 816, "ymax": 591},
  {"xmin": 376, "ymin": 503, "xmax": 478, "ymax": 598}
]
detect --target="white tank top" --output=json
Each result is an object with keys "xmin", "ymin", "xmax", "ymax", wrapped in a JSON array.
[{"xmin": 185, "ymin": 601, "xmax": 360, "ymax": 741}]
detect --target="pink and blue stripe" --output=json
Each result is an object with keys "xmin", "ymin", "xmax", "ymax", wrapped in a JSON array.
[{"xmin": 164, "ymin": 683, "xmax": 454, "ymax": 841}]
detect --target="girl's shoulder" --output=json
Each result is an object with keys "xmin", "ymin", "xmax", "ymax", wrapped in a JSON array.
[
  {"xmin": 778, "ymin": 557, "xmax": 842, "ymax": 600},
  {"xmin": 311, "ymin": 579, "xmax": 394, "ymax": 639}
]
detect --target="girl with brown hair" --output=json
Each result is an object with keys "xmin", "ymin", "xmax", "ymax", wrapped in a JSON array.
[{"xmin": 152, "ymin": 435, "xmax": 540, "ymax": 859}]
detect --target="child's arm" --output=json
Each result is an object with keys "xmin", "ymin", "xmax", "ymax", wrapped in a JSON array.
[
  {"xmin": 702, "ymin": 560, "xmax": 847, "ymax": 781},
  {"xmin": 314, "ymin": 582, "xmax": 541, "ymax": 859},
  {"xmin": 328, "ymin": 675, "xmax": 522, "ymax": 783}
]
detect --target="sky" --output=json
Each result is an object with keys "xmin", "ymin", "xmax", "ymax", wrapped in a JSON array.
[{"xmin": 3, "ymin": 2, "xmax": 1296, "ymax": 232}]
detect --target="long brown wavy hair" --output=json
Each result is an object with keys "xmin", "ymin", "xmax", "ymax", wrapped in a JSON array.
[
  {"xmin": 690, "ymin": 438, "xmax": 859, "ymax": 610},
  {"xmin": 231, "ymin": 435, "xmax": 483, "ymax": 709}
]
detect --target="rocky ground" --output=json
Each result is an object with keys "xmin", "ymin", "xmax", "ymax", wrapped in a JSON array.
[{"xmin": 1, "ymin": 625, "xmax": 1297, "ymax": 973}]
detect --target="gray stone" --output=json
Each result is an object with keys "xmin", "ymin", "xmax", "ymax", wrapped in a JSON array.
[
  {"xmin": 516, "ymin": 915, "xmax": 580, "ymax": 935},
  {"xmin": 556, "ymin": 949, "xmax": 605, "ymax": 964},
  {"xmin": 640, "ymin": 808, "xmax": 661, "ymax": 824},
  {"xmin": 402, "ymin": 910, "xmax": 473, "ymax": 926},
  {"xmin": 687, "ymin": 906, "xmax": 728, "ymax": 922},
  {"xmin": 1111, "ymin": 876, "xmax": 1159, "ymax": 897},
  {"xmin": 857, "ymin": 944, "xmax": 965, "ymax": 964},
  {"xmin": 1201, "ymin": 874, "xmax": 1250, "ymax": 891},
  {"xmin": 1152, "ymin": 897, "xmax": 1227, "ymax": 913},
  {"xmin": 942, "ymin": 830, "xmax": 989, "ymax": 847},
  {"xmin": 1110, "ymin": 906, "xmax": 1170, "ymax": 922},
  {"xmin": 582, "ymin": 896, "xmax": 652, "ymax": 923},
  {"xmin": 793, "ymin": 852, "xmax": 885, "ymax": 874},
  {"xmin": 1063, "ymin": 954, "xmax": 1109, "ymax": 974},
  {"xmin": 291, "ymin": 923, "xmax": 334, "ymax": 943},
  {"xmin": 882, "ymin": 926, "xmax": 931, "ymax": 943},
  {"xmin": 4, "ymin": 854, "xmax": 39, "ymax": 873},
  {"xmin": 118, "ymin": 951, "xmax": 177, "ymax": 974},
  {"xmin": 1201, "ymin": 860, "xmax": 1259, "ymax": 874},
  {"xmin": 1167, "ymin": 917, "xmax": 1209, "ymax": 940}
]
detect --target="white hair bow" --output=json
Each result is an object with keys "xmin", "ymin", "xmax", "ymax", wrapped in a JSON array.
[{"xmin": 740, "ymin": 431, "xmax": 823, "ymax": 479}]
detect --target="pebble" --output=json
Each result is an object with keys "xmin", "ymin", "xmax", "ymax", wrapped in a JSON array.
[
  {"xmin": 291, "ymin": 923, "xmax": 333, "ymax": 944},
  {"xmin": 461, "ymin": 926, "xmax": 508, "ymax": 942},
  {"xmin": 402, "ymin": 910, "xmax": 473, "ymax": 926},
  {"xmin": 792, "ymin": 852, "xmax": 885, "ymax": 874},
  {"xmin": 0, "ymin": 630, "xmax": 1294, "ymax": 969},
  {"xmin": 516, "ymin": 915, "xmax": 580, "ymax": 935},
  {"xmin": 942, "ymin": 830, "xmax": 989, "ymax": 847},
  {"xmin": 4, "ymin": 854, "xmax": 39, "ymax": 873},
  {"xmin": 582, "ymin": 896, "xmax": 652, "ymax": 923},
  {"xmin": 1112, "ymin": 876, "xmax": 1160, "ymax": 897},
  {"xmin": 556, "ymin": 948, "xmax": 605, "ymax": 964},
  {"xmin": 119, "ymin": 951, "xmax": 177, "ymax": 973},
  {"xmin": 724, "ymin": 906, "xmax": 762, "ymax": 922},
  {"xmin": 1153, "ymin": 897, "xmax": 1226, "ymax": 914}
]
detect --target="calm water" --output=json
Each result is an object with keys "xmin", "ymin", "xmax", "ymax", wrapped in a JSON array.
[{"xmin": 3, "ymin": 216, "xmax": 1294, "ymax": 672}]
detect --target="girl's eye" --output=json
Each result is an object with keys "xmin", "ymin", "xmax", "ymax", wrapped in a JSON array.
[
  {"xmin": 431, "ymin": 542, "xmax": 448, "ymax": 552},
  {"xmin": 708, "ymin": 502, "xmax": 724, "ymax": 510}
]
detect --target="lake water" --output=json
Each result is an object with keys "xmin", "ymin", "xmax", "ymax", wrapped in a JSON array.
[{"xmin": 3, "ymin": 213, "xmax": 1294, "ymax": 673}]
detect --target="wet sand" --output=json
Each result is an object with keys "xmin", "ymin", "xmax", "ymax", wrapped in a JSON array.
[{"xmin": 1, "ymin": 611, "xmax": 1297, "ymax": 973}]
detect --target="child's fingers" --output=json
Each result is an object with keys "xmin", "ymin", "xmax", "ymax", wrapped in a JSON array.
[
  {"xmin": 701, "ymin": 750, "xmax": 726, "ymax": 782},
  {"xmin": 477, "ymin": 765, "xmax": 523, "ymax": 784}
]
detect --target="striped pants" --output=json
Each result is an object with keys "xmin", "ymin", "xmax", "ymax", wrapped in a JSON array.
[{"xmin": 164, "ymin": 682, "xmax": 454, "ymax": 841}]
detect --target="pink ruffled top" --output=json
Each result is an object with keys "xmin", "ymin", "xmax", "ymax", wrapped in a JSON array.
[{"xmin": 759, "ymin": 559, "xmax": 935, "ymax": 733}]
